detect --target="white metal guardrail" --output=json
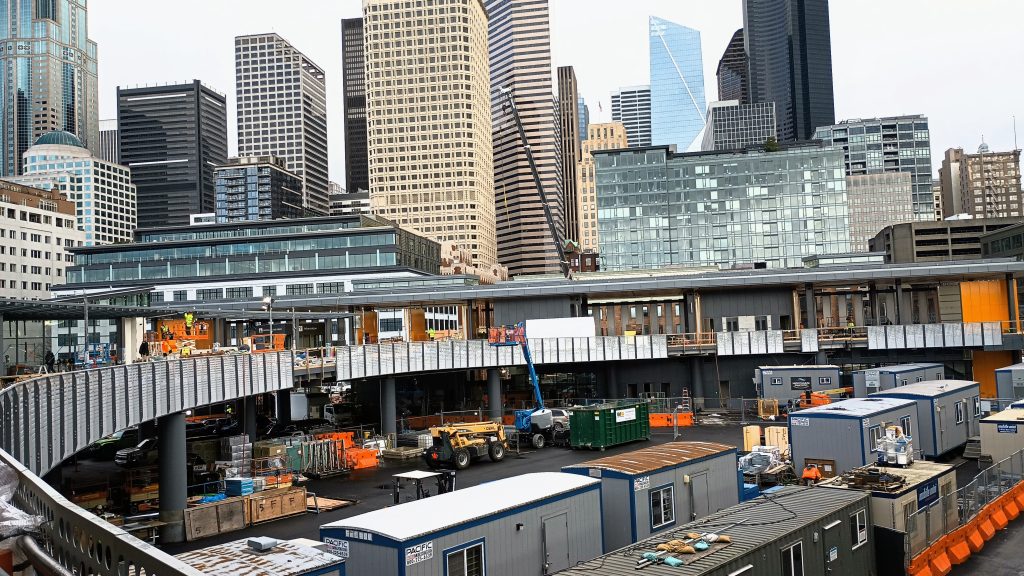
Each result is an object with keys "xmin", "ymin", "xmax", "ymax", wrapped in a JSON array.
[{"xmin": 0, "ymin": 351, "xmax": 294, "ymax": 477}]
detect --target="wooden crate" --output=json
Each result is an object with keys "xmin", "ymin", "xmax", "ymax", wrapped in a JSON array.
[
  {"xmin": 183, "ymin": 496, "xmax": 247, "ymax": 541},
  {"xmin": 764, "ymin": 426, "xmax": 789, "ymax": 454},
  {"xmin": 743, "ymin": 425, "xmax": 761, "ymax": 452},
  {"xmin": 249, "ymin": 487, "xmax": 307, "ymax": 524}
]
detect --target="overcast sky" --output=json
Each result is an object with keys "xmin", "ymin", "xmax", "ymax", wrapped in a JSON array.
[{"xmin": 90, "ymin": 0, "xmax": 1023, "ymax": 183}]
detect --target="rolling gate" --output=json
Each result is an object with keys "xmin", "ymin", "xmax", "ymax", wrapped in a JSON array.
[
  {"xmin": 320, "ymin": 473, "xmax": 602, "ymax": 576},
  {"xmin": 871, "ymin": 380, "xmax": 981, "ymax": 458},
  {"xmin": 562, "ymin": 441, "xmax": 739, "ymax": 553},
  {"xmin": 852, "ymin": 363, "xmax": 945, "ymax": 398},
  {"xmin": 559, "ymin": 486, "xmax": 875, "ymax": 576},
  {"xmin": 789, "ymin": 397, "xmax": 921, "ymax": 478}
]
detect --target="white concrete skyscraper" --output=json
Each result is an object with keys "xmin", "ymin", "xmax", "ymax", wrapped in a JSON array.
[
  {"xmin": 363, "ymin": 0, "xmax": 497, "ymax": 266},
  {"xmin": 235, "ymin": 33, "xmax": 329, "ymax": 215}
]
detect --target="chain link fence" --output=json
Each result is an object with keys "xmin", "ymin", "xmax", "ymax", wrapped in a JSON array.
[{"xmin": 905, "ymin": 448, "xmax": 1024, "ymax": 564}]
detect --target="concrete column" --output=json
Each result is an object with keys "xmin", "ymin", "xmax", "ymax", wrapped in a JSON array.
[
  {"xmin": 120, "ymin": 317, "xmax": 144, "ymax": 364},
  {"xmin": 894, "ymin": 280, "xmax": 904, "ymax": 324},
  {"xmin": 466, "ymin": 300, "xmax": 477, "ymax": 339},
  {"xmin": 487, "ymin": 368, "xmax": 502, "ymax": 419},
  {"xmin": 691, "ymin": 357, "xmax": 704, "ymax": 401},
  {"xmin": 606, "ymin": 365, "xmax": 619, "ymax": 399},
  {"xmin": 803, "ymin": 284, "xmax": 817, "ymax": 328},
  {"xmin": 0, "ymin": 312, "xmax": 5, "ymax": 377},
  {"xmin": 1007, "ymin": 274, "xmax": 1018, "ymax": 331},
  {"xmin": 243, "ymin": 397, "xmax": 258, "ymax": 440},
  {"xmin": 382, "ymin": 377, "xmax": 397, "ymax": 436},
  {"xmin": 276, "ymin": 391, "xmax": 292, "ymax": 425},
  {"xmin": 157, "ymin": 412, "xmax": 187, "ymax": 544}
]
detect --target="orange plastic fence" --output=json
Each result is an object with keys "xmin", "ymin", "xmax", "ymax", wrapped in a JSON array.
[
  {"xmin": 908, "ymin": 483, "xmax": 1024, "ymax": 576},
  {"xmin": 648, "ymin": 413, "xmax": 694, "ymax": 428}
]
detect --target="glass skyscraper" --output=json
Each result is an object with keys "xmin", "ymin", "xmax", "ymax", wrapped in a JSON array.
[
  {"xmin": 0, "ymin": 0, "xmax": 98, "ymax": 176},
  {"xmin": 649, "ymin": 16, "xmax": 706, "ymax": 151},
  {"xmin": 594, "ymin": 143, "xmax": 849, "ymax": 270}
]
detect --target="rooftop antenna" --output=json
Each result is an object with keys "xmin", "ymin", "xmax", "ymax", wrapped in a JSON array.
[{"xmin": 1014, "ymin": 115, "xmax": 1018, "ymax": 150}]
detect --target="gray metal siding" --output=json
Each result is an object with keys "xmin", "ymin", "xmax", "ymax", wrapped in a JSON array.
[
  {"xmin": 792, "ymin": 405, "xmax": 919, "ymax": 475},
  {"xmin": 405, "ymin": 490, "xmax": 602, "ymax": 576},
  {"xmin": 333, "ymin": 540, "xmax": 394, "ymax": 576},
  {"xmin": 758, "ymin": 367, "xmax": 840, "ymax": 402},
  {"xmin": 995, "ymin": 366, "xmax": 1024, "ymax": 400},
  {"xmin": 701, "ymin": 288, "xmax": 794, "ymax": 329},
  {"xmin": 494, "ymin": 297, "xmax": 577, "ymax": 326},
  {"xmin": 601, "ymin": 477, "xmax": 632, "ymax": 553},
  {"xmin": 853, "ymin": 364, "xmax": 946, "ymax": 397},
  {"xmin": 874, "ymin": 384, "xmax": 979, "ymax": 457}
]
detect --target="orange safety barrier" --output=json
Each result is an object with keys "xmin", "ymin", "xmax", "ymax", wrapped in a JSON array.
[
  {"xmin": 345, "ymin": 447, "xmax": 379, "ymax": 470},
  {"xmin": 648, "ymin": 413, "xmax": 694, "ymax": 428}
]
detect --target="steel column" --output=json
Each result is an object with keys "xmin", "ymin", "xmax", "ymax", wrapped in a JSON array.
[
  {"xmin": 382, "ymin": 376, "xmax": 397, "ymax": 437},
  {"xmin": 487, "ymin": 368, "xmax": 502, "ymax": 419},
  {"xmin": 157, "ymin": 412, "xmax": 187, "ymax": 544}
]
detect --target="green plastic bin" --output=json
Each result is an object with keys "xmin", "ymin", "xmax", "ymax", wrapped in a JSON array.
[{"xmin": 569, "ymin": 400, "xmax": 650, "ymax": 450}]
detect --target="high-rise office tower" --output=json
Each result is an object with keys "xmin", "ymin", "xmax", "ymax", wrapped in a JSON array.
[
  {"xmin": 214, "ymin": 156, "xmax": 304, "ymax": 223},
  {"xmin": 577, "ymin": 122, "xmax": 629, "ymax": 253},
  {"xmin": 649, "ymin": 17, "xmax": 706, "ymax": 150},
  {"xmin": 717, "ymin": 28, "xmax": 748, "ymax": 103},
  {"xmin": 236, "ymin": 33, "xmax": 329, "ymax": 215},
  {"xmin": 0, "ymin": 0, "xmax": 98, "ymax": 176},
  {"xmin": 117, "ymin": 81, "xmax": 228, "ymax": 229},
  {"xmin": 846, "ymin": 172, "xmax": 915, "ymax": 252},
  {"xmin": 940, "ymin": 144, "xmax": 1023, "ymax": 219},
  {"xmin": 701, "ymin": 101, "xmax": 776, "ymax": 151},
  {"xmin": 98, "ymin": 119, "xmax": 119, "ymax": 163},
  {"xmin": 578, "ymin": 96, "xmax": 590, "ymax": 139},
  {"xmin": 814, "ymin": 115, "xmax": 933, "ymax": 219},
  {"xmin": 363, "ymin": 0, "xmax": 497, "ymax": 266},
  {"xmin": 488, "ymin": 0, "xmax": 563, "ymax": 276},
  {"xmin": 612, "ymin": 86, "xmax": 652, "ymax": 148},
  {"xmin": 341, "ymin": 18, "xmax": 369, "ymax": 193},
  {"xmin": 9, "ymin": 131, "xmax": 136, "ymax": 245},
  {"xmin": 744, "ymin": 0, "xmax": 834, "ymax": 142},
  {"xmin": 558, "ymin": 66, "xmax": 581, "ymax": 244}
]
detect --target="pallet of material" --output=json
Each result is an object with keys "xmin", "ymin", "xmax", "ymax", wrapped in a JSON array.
[
  {"xmin": 306, "ymin": 495, "xmax": 356, "ymax": 513},
  {"xmin": 382, "ymin": 446, "xmax": 423, "ymax": 460}
]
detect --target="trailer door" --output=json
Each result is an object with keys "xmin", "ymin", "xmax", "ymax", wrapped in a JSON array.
[
  {"xmin": 543, "ymin": 513, "xmax": 569, "ymax": 574},
  {"xmin": 823, "ymin": 518, "xmax": 844, "ymax": 574}
]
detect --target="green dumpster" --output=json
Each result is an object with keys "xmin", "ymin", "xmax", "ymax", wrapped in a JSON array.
[{"xmin": 569, "ymin": 400, "xmax": 650, "ymax": 450}]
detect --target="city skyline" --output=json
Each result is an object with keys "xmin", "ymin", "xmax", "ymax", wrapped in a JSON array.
[{"xmin": 88, "ymin": 0, "xmax": 1024, "ymax": 182}]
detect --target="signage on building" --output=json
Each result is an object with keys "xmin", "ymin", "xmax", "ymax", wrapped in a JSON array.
[
  {"xmin": 790, "ymin": 417, "xmax": 810, "ymax": 427},
  {"xmin": 634, "ymin": 476, "xmax": 650, "ymax": 491},
  {"xmin": 616, "ymin": 407, "xmax": 637, "ymax": 423},
  {"xmin": 917, "ymin": 479, "xmax": 939, "ymax": 508},
  {"xmin": 997, "ymin": 423, "xmax": 1018, "ymax": 434},
  {"xmin": 323, "ymin": 538, "xmax": 349, "ymax": 559},
  {"xmin": 791, "ymin": 377, "xmax": 812, "ymax": 391},
  {"xmin": 405, "ymin": 542, "xmax": 433, "ymax": 566}
]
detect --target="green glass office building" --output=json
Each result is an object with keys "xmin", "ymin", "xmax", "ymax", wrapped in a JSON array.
[{"xmin": 594, "ymin": 142, "xmax": 849, "ymax": 270}]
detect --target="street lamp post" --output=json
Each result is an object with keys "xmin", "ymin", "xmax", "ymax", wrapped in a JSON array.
[{"xmin": 262, "ymin": 296, "xmax": 274, "ymax": 351}]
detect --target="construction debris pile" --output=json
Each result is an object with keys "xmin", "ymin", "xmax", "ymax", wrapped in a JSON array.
[
  {"xmin": 637, "ymin": 530, "xmax": 735, "ymax": 569},
  {"xmin": 831, "ymin": 466, "xmax": 908, "ymax": 493}
]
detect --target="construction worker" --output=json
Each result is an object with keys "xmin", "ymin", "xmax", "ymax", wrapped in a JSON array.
[
  {"xmin": 801, "ymin": 463, "xmax": 823, "ymax": 486},
  {"xmin": 161, "ymin": 339, "xmax": 171, "ymax": 357},
  {"xmin": 184, "ymin": 312, "xmax": 195, "ymax": 336}
]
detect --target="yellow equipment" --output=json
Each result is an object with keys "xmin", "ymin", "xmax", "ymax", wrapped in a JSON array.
[{"xmin": 422, "ymin": 421, "xmax": 508, "ymax": 470}]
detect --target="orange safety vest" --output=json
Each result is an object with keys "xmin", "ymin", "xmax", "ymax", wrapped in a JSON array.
[
  {"xmin": 802, "ymin": 466, "xmax": 822, "ymax": 481},
  {"xmin": 161, "ymin": 340, "xmax": 171, "ymax": 354}
]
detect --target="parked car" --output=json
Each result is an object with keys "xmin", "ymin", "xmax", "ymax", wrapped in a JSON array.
[
  {"xmin": 87, "ymin": 428, "xmax": 139, "ymax": 460},
  {"xmin": 115, "ymin": 438, "xmax": 158, "ymax": 468},
  {"xmin": 549, "ymin": 408, "xmax": 571, "ymax": 431}
]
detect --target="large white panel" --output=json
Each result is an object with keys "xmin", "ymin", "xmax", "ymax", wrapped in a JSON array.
[
  {"xmin": 558, "ymin": 338, "xmax": 574, "ymax": 363},
  {"xmin": 622, "ymin": 336, "xmax": 637, "ymax": 360},
  {"xmin": 767, "ymin": 330, "xmax": 784, "ymax": 354},
  {"xmin": 424, "ymin": 342, "xmax": 439, "ymax": 371},
  {"xmin": 983, "ymin": 322, "xmax": 1003, "ymax": 346},
  {"xmin": 589, "ymin": 337, "xmax": 604, "ymax": 362},
  {"xmin": 886, "ymin": 325, "xmax": 906, "ymax": 349},
  {"xmin": 408, "ymin": 343, "xmax": 424, "ymax": 373},
  {"xmin": 605, "ymin": 338, "xmax": 621, "ymax": 361},
  {"xmin": 735, "ymin": 332, "xmax": 751, "ymax": 356},
  {"xmin": 364, "ymin": 345, "xmax": 381, "ymax": 377},
  {"xmin": 751, "ymin": 331, "xmax": 767, "ymax": 355},
  {"xmin": 943, "ymin": 323, "xmax": 963, "ymax": 347},
  {"xmin": 394, "ymin": 343, "xmax": 410, "ymax": 374},
  {"xmin": 497, "ymin": 345, "xmax": 514, "ymax": 367},
  {"xmin": 453, "ymin": 340, "xmax": 468, "ymax": 369},
  {"xmin": 437, "ymin": 342, "xmax": 454, "ymax": 370},
  {"xmin": 573, "ymin": 337, "xmax": 589, "ymax": 362},
  {"xmin": 379, "ymin": 344, "xmax": 395, "ymax": 375},
  {"xmin": 801, "ymin": 329, "xmax": 819, "ymax": 352},
  {"xmin": 653, "ymin": 336, "xmax": 668, "ymax": 358},
  {"xmin": 350, "ymin": 346, "xmax": 366, "ymax": 379},
  {"xmin": 717, "ymin": 331, "xmax": 733, "ymax": 356},
  {"xmin": 905, "ymin": 325, "xmax": 924, "ymax": 349},
  {"xmin": 963, "ymin": 323, "xmax": 983, "ymax": 347},
  {"xmin": 924, "ymin": 324, "xmax": 944, "ymax": 348}
]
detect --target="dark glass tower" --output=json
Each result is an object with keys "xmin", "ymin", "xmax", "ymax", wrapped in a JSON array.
[
  {"xmin": 744, "ymin": 0, "xmax": 834, "ymax": 142},
  {"xmin": 716, "ymin": 28, "xmax": 748, "ymax": 103},
  {"xmin": 117, "ymin": 81, "xmax": 228, "ymax": 229},
  {"xmin": 342, "ymin": 18, "xmax": 369, "ymax": 193}
]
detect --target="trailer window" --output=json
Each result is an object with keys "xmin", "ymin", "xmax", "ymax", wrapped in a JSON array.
[
  {"xmin": 447, "ymin": 541, "xmax": 484, "ymax": 576},
  {"xmin": 973, "ymin": 396, "xmax": 981, "ymax": 417},
  {"xmin": 850, "ymin": 509, "xmax": 868, "ymax": 548},
  {"xmin": 869, "ymin": 426, "xmax": 882, "ymax": 451},
  {"xmin": 899, "ymin": 416, "xmax": 912, "ymax": 438},
  {"xmin": 954, "ymin": 401, "xmax": 964, "ymax": 424},
  {"xmin": 650, "ymin": 485, "xmax": 675, "ymax": 529},
  {"xmin": 781, "ymin": 541, "xmax": 804, "ymax": 576},
  {"xmin": 819, "ymin": 377, "xmax": 832, "ymax": 385},
  {"xmin": 770, "ymin": 377, "xmax": 783, "ymax": 386}
]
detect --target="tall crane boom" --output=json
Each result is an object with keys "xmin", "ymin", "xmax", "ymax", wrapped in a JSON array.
[{"xmin": 499, "ymin": 87, "xmax": 571, "ymax": 279}]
